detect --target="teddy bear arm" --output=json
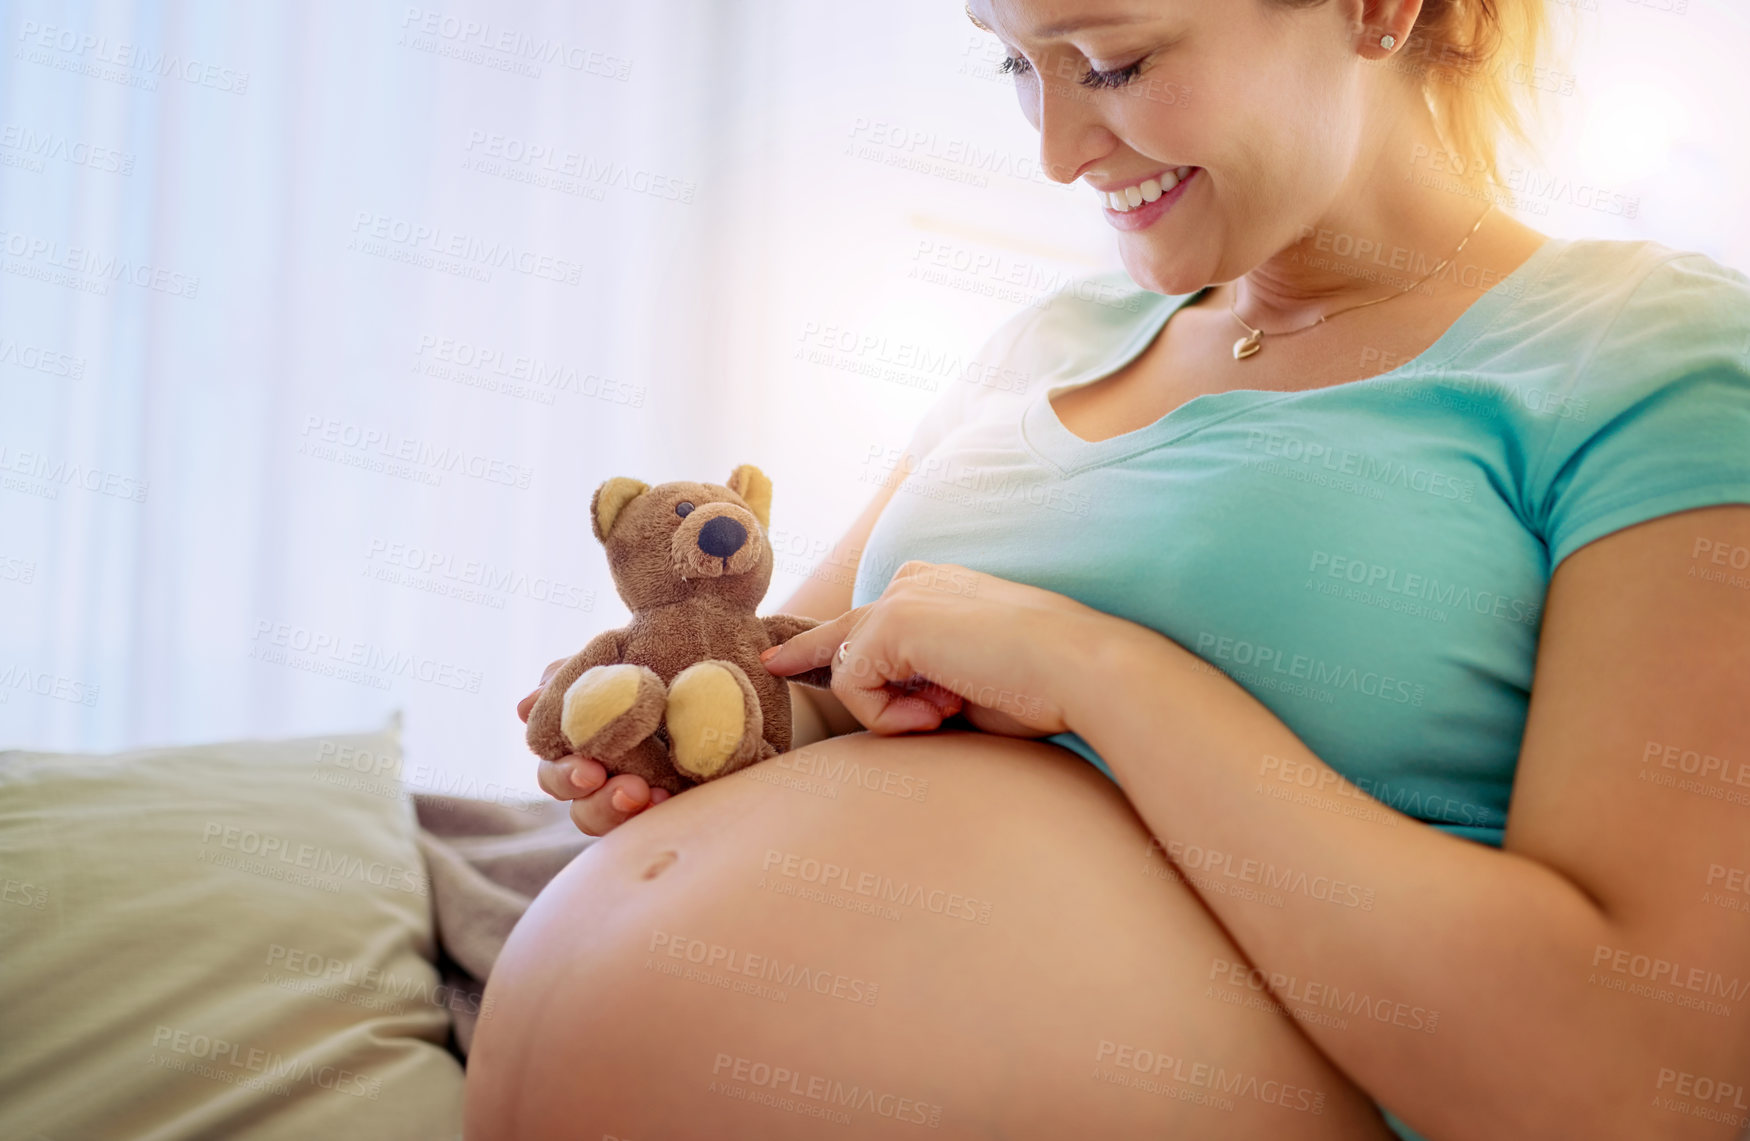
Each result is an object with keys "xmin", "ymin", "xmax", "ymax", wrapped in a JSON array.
[
  {"xmin": 759, "ymin": 612, "xmax": 835, "ymax": 689},
  {"xmin": 524, "ymin": 628, "xmax": 626, "ymax": 762}
]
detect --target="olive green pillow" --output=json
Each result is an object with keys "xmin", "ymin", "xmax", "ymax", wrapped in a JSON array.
[{"xmin": 0, "ymin": 716, "xmax": 464, "ymax": 1140}]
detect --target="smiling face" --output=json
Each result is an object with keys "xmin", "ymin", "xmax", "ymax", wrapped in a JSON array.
[{"xmin": 969, "ymin": 0, "xmax": 1415, "ymax": 295}]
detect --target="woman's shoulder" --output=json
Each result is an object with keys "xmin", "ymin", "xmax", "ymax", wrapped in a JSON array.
[
  {"xmin": 1475, "ymin": 237, "xmax": 1750, "ymax": 384},
  {"xmin": 1532, "ymin": 237, "xmax": 1750, "ymax": 322},
  {"xmin": 982, "ymin": 269, "xmax": 1178, "ymax": 387}
]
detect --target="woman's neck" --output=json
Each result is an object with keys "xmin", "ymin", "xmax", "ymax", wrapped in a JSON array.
[{"xmin": 1231, "ymin": 101, "xmax": 1524, "ymax": 330}]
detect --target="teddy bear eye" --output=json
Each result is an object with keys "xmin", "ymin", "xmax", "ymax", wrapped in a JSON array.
[{"xmin": 674, "ymin": 501, "xmax": 695, "ymax": 518}]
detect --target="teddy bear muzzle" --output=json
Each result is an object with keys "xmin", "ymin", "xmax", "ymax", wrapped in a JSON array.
[{"xmin": 670, "ymin": 503, "xmax": 764, "ymax": 578}]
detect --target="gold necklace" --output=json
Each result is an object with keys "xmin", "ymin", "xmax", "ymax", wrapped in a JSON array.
[{"xmin": 1228, "ymin": 202, "xmax": 1494, "ymax": 361}]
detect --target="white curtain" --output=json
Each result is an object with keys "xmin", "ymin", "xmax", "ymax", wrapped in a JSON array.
[{"xmin": 2, "ymin": 0, "xmax": 1743, "ymax": 800}]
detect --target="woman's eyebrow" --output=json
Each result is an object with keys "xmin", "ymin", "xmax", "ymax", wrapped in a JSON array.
[{"xmin": 965, "ymin": 6, "xmax": 1147, "ymax": 39}]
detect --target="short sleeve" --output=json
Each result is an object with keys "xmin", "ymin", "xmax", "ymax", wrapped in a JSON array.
[
  {"xmin": 894, "ymin": 302, "xmax": 1045, "ymax": 466},
  {"xmin": 1532, "ymin": 252, "xmax": 1750, "ymax": 572}
]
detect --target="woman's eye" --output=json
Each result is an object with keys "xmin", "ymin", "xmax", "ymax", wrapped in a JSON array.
[
  {"xmin": 1081, "ymin": 60, "xmax": 1144, "ymax": 89},
  {"xmin": 999, "ymin": 54, "xmax": 1033, "ymax": 77},
  {"xmin": 675, "ymin": 501, "xmax": 694, "ymax": 517}
]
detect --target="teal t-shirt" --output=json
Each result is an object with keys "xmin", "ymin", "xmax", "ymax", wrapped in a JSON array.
[{"xmin": 848, "ymin": 238, "xmax": 1750, "ymax": 1137}]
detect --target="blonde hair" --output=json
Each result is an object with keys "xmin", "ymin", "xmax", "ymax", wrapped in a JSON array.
[
  {"xmin": 1401, "ymin": 0, "xmax": 1554, "ymax": 186},
  {"xmin": 1280, "ymin": 0, "xmax": 1558, "ymax": 188}
]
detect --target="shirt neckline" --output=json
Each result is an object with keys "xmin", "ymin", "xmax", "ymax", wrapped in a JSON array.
[{"xmin": 1020, "ymin": 235, "xmax": 1569, "ymax": 474}]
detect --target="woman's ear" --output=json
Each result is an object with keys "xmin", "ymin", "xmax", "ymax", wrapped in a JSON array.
[
  {"xmin": 726, "ymin": 464, "xmax": 772, "ymax": 531},
  {"xmin": 591, "ymin": 477, "xmax": 650, "ymax": 542}
]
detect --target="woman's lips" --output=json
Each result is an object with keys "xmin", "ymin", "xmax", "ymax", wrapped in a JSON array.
[{"xmin": 1096, "ymin": 167, "xmax": 1199, "ymax": 232}]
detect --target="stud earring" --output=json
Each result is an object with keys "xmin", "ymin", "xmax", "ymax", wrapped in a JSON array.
[{"xmin": 1380, "ymin": 33, "xmax": 1397, "ymax": 50}]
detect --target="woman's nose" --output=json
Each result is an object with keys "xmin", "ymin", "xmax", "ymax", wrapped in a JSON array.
[{"xmin": 1032, "ymin": 72, "xmax": 1116, "ymax": 185}]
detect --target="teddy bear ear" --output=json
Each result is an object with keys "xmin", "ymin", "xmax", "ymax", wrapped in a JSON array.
[
  {"xmin": 726, "ymin": 464, "xmax": 772, "ymax": 531},
  {"xmin": 591, "ymin": 477, "xmax": 650, "ymax": 543}
]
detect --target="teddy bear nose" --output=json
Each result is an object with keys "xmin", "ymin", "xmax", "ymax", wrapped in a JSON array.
[{"xmin": 696, "ymin": 514, "xmax": 747, "ymax": 558}]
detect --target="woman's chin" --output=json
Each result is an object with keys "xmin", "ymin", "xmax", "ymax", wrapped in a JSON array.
[{"xmin": 1118, "ymin": 244, "xmax": 1214, "ymax": 299}]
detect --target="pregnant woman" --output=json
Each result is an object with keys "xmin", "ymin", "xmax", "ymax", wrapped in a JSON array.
[{"xmin": 467, "ymin": 1, "xmax": 1750, "ymax": 1138}]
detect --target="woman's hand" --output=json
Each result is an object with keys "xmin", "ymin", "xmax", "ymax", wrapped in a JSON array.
[
  {"xmin": 518, "ymin": 658, "xmax": 670, "ymax": 836},
  {"xmin": 759, "ymin": 561, "xmax": 1110, "ymax": 738}
]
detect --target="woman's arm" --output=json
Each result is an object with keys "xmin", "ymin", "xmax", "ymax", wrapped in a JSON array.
[
  {"xmin": 775, "ymin": 471, "xmax": 913, "ymax": 746},
  {"xmin": 1067, "ymin": 504, "xmax": 1750, "ymax": 1141}
]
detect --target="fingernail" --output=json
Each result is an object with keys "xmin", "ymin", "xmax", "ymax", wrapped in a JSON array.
[
  {"xmin": 568, "ymin": 766, "xmax": 597, "ymax": 790},
  {"xmin": 759, "ymin": 645, "xmax": 780, "ymax": 661},
  {"xmin": 611, "ymin": 790, "xmax": 636, "ymax": 812}
]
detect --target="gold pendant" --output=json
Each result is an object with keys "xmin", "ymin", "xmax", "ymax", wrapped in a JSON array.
[{"xmin": 1232, "ymin": 330, "xmax": 1262, "ymax": 360}]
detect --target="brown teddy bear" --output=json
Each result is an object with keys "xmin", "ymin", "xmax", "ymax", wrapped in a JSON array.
[{"xmin": 524, "ymin": 464, "xmax": 836, "ymax": 795}]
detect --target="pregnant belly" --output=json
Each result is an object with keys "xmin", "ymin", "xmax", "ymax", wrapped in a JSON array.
[{"xmin": 466, "ymin": 730, "xmax": 1394, "ymax": 1141}]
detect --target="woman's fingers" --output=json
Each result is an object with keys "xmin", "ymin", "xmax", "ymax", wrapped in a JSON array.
[
  {"xmin": 517, "ymin": 658, "xmax": 573, "ymax": 723},
  {"xmin": 536, "ymin": 755, "xmax": 607, "ymax": 801},
  {"xmin": 760, "ymin": 609, "xmax": 861, "ymax": 677},
  {"xmin": 833, "ymin": 669, "xmax": 953, "ymax": 735},
  {"xmin": 568, "ymin": 773, "xmax": 667, "ymax": 836},
  {"xmin": 538, "ymin": 756, "xmax": 673, "ymax": 836}
]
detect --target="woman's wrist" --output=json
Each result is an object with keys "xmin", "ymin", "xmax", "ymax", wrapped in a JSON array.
[{"xmin": 1059, "ymin": 610, "xmax": 1160, "ymax": 744}]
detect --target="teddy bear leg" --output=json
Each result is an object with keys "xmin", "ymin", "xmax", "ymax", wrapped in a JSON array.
[
  {"xmin": 612, "ymin": 734, "xmax": 692, "ymax": 797},
  {"xmin": 561, "ymin": 664, "xmax": 666, "ymax": 760},
  {"xmin": 664, "ymin": 660, "xmax": 765, "ymax": 781}
]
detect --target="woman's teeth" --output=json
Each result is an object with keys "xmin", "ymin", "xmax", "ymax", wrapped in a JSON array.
[{"xmin": 1101, "ymin": 167, "xmax": 1193, "ymax": 213}]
